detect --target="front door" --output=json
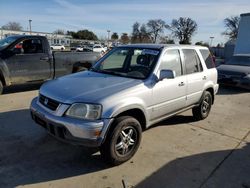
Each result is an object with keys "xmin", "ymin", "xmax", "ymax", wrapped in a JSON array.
[{"xmin": 6, "ymin": 38, "xmax": 52, "ymax": 84}]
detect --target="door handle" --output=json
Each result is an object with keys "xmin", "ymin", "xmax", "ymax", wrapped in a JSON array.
[
  {"xmin": 40, "ymin": 57, "xmax": 49, "ymax": 61},
  {"xmin": 178, "ymin": 82, "xmax": 185, "ymax": 87},
  {"xmin": 202, "ymin": 76, "xmax": 207, "ymax": 80}
]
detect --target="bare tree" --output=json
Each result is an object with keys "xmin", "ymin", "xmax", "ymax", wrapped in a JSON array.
[
  {"xmin": 140, "ymin": 24, "xmax": 151, "ymax": 43},
  {"xmin": 131, "ymin": 22, "xmax": 151, "ymax": 43},
  {"xmin": 159, "ymin": 36, "xmax": 175, "ymax": 44},
  {"xmin": 131, "ymin": 22, "xmax": 141, "ymax": 43},
  {"xmin": 1, "ymin": 21, "xmax": 23, "ymax": 31},
  {"xmin": 53, "ymin": 29, "xmax": 65, "ymax": 35},
  {"xmin": 147, "ymin": 19, "xmax": 166, "ymax": 43},
  {"xmin": 222, "ymin": 16, "xmax": 240, "ymax": 40},
  {"xmin": 167, "ymin": 17, "xmax": 197, "ymax": 44}
]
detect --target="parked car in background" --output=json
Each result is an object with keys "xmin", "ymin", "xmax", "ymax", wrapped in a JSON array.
[
  {"xmin": 93, "ymin": 44, "xmax": 106, "ymax": 54},
  {"xmin": 30, "ymin": 44, "xmax": 218, "ymax": 165},
  {"xmin": 0, "ymin": 35, "xmax": 101, "ymax": 94},
  {"xmin": 70, "ymin": 45, "xmax": 93, "ymax": 52},
  {"xmin": 217, "ymin": 54, "xmax": 250, "ymax": 89},
  {"xmin": 50, "ymin": 44, "xmax": 65, "ymax": 51}
]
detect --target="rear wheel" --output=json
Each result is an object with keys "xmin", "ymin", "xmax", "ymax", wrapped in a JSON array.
[
  {"xmin": 0, "ymin": 81, "xmax": 3, "ymax": 95},
  {"xmin": 100, "ymin": 116, "xmax": 142, "ymax": 165},
  {"xmin": 192, "ymin": 91, "xmax": 212, "ymax": 120}
]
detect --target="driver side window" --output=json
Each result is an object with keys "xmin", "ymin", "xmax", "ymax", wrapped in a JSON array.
[{"xmin": 11, "ymin": 39, "xmax": 44, "ymax": 54}]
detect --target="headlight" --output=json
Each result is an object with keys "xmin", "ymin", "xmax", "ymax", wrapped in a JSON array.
[{"xmin": 65, "ymin": 103, "xmax": 102, "ymax": 120}]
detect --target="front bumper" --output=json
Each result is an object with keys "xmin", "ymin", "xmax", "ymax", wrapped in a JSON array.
[{"xmin": 30, "ymin": 97, "xmax": 113, "ymax": 147}]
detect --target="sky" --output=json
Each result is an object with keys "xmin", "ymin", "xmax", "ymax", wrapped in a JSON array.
[{"xmin": 0, "ymin": 0, "xmax": 249, "ymax": 45}]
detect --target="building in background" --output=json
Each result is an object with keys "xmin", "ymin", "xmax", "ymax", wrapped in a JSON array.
[{"xmin": 0, "ymin": 29, "xmax": 72, "ymax": 46}]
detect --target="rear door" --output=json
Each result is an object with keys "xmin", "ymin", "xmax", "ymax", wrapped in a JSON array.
[
  {"xmin": 181, "ymin": 49, "xmax": 207, "ymax": 106},
  {"xmin": 5, "ymin": 38, "xmax": 52, "ymax": 83},
  {"xmin": 152, "ymin": 49, "xmax": 187, "ymax": 120}
]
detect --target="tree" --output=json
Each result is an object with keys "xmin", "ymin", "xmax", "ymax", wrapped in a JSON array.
[
  {"xmin": 1, "ymin": 21, "xmax": 23, "ymax": 31},
  {"xmin": 167, "ymin": 17, "xmax": 197, "ymax": 44},
  {"xmin": 140, "ymin": 24, "xmax": 151, "ymax": 43},
  {"xmin": 147, "ymin": 19, "xmax": 166, "ymax": 43},
  {"xmin": 131, "ymin": 22, "xmax": 141, "ymax": 43},
  {"xmin": 111, "ymin": 32, "xmax": 119, "ymax": 41},
  {"xmin": 131, "ymin": 22, "xmax": 151, "ymax": 43},
  {"xmin": 159, "ymin": 36, "xmax": 175, "ymax": 44},
  {"xmin": 53, "ymin": 29, "xmax": 65, "ymax": 35},
  {"xmin": 222, "ymin": 16, "xmax": 240, "ymax": 40},
  {"xmin": 67, "ymin": 30, "xmax": 98, "ymax": 40},
  {"xmin": 120, "ymin": 33, "xmax": 130, "ymax": 44}
]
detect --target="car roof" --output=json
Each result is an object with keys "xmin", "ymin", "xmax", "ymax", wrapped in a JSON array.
[
  {"xmin": 119, "ymin": 43, "xmax": 208, "ymax": 50},
  {"xmin": 7, "ymin": 35, "xmax": 47, "ymax": 40}
]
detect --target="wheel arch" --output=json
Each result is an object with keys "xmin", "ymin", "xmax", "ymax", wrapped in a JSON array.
[
  {"xmin": 115, "ymin": 108, "xmax": 147, "ymax": 131},
  {"xmin": 205, "ymin": 87, "xmax": 214, "ymax": 104},
  {"xmin": 102, "ymin": 107, "xmax": 147, "ymax": 144}
]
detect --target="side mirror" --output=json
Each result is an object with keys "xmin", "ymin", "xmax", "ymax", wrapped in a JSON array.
[{"xmin": 159, "ymin": 69, "xmax": 176, "ymax": 81}]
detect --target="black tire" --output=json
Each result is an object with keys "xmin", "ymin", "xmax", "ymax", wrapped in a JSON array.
[
  {"xmin": 192, "ymin": 91, "xmax": 212, "ymax": 121},
  {"xmin": 0, "ymin": 80, "xmax": 3, "ymax": 95},
  {"xmin": 100, "ymin": 116, "xmax": 142, "ymax": 165},
  {"xmin": 61, "ymin": 48, "xmax": 64, "ymax": 51}
]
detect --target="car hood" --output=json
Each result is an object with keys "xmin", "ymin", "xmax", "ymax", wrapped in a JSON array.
[
  {"xmin": 217, "ymin": 64, "xmax": 250, "ymax": 74},
  {"xmin": 39, "ymin": 71, "xmax": 143, "ymax": 104}
]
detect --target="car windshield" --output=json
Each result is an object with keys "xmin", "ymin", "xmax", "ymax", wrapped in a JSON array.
[
  {"xmin": 91, "ymin": 47, "xmax": 160, "ymax": 79},
  {"xmin": 227, "ymin": 56, "xmax": 250, "ymax": 66},
  {"xmin": 0, "ymin": 36, "xmax": 20, "ymax": 50}
]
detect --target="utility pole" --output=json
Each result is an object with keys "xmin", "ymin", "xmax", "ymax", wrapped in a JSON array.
[
  {"xmin": 29, "ymin": 19, "xmax": 32, "ymax": 34},
  {"xmin": 107, "ymin": 30, "xmax": 110, "ymax": 47}
]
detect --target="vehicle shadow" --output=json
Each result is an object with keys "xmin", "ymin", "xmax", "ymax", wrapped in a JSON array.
[
  {"xmin": 135, "ymin": 143, "xmax": 250, "ymax": 188},
  {"xmin": 3, "ymin": 82, "xmax": 43, "ymax": 95},
  {"xmin": 217, "ymin": 85, "xmax": 250, "ymax": 95},
  {"xmin": 0, "ymin": 109, "xmax": 109, "ymax": 187},
  {"xmin": 149, "ymin": 115, "xmax": 195, "ymax": 130}
]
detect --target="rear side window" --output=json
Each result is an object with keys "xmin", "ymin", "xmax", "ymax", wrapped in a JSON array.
[
  {"xmin": 161, "ymin": 49, "xmax": 182, "ymax": 77},
  {"xmin": 183, "ymin": 49, "xmax": 203, "ymax": 74},
  {"xmin": 200, "ymin": 49, "xmax": 215, "ymax": 69}
]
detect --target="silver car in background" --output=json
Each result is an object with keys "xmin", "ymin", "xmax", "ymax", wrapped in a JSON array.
[{"xmin": 30, "ymin": 44, "xmax": 218, "ymax": 165}]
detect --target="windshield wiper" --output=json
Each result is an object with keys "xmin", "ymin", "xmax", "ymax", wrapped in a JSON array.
[{"xmin": 90, "ymin": 68, "xmax": 128, "ymax": 77}]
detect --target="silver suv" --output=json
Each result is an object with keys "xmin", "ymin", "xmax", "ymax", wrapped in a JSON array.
[{"xmin": 30, "ymin": 44, "xmax": 218, "ymax": 165}]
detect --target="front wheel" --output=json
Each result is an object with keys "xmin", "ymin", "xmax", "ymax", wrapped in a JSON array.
[
  {"xmin": 100, "ymin": 116, "xmax": 142, "ymax": 165},
  {"xmin": 192, "ymin": 91, "xmax": 212, "ymax": 121}
]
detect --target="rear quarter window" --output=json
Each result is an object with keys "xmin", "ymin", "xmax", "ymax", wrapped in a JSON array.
[
  {"xmin": 200, "ymin": 49, "xmax": 215, "ymax": 69},
  {"xmin": 182, "ymin": 49, "xmax": 203, "ymax": 74}
]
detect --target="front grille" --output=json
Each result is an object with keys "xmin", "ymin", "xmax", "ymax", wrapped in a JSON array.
[{"xmin": 39, "ymin": 94, "xmax": 60, "ymax": 111}]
